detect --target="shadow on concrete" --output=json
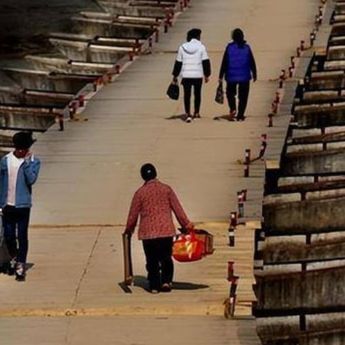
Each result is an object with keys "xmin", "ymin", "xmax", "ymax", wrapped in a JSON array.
[
  {"xmin": 165, "ymin": 114, "xmax": 187, "ymax": 122},
  {"xmin": 171, "ymin": 281, "xmax": 209, "ymax": 290},
  {"xmin": 213, "ymin": 114, "xmax": 236, "ymax": 121},
  {"xmin": 133, "ymin": 275, "xmax": 209, "ymax": 291},
  {"xmin": 26, "ymin": 263, "xmax": 34, "ymax": 271},
  {"xmin": 118, "ymin": 281, "xmax": 133, "ymax": 294}
]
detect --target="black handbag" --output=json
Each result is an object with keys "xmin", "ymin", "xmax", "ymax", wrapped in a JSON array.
[
  {"xmin": 166, "ymin": 82, "xmax": 180, "ymax": 100},
  {"xmin": 215, "ymin": 82, "xmax": 224, "ymax": 104}
]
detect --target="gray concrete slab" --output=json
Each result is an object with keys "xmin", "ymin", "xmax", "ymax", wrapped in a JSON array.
[
  {"xmin": 0, "ymin": 223, "xmax": 255, "ymax": 315},
  {"xmin": 0, "ymin": 316, "xmax": 259, "ymax": 345}
]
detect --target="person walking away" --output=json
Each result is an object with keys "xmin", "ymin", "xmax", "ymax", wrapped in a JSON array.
[
  {"xmin": 218, "ymin": 28, "xmax": 257, "ymax": 121},
  {"xmin": 0, "ymin": 131, "xmax": 41, "ymax": 281},
  {"xmin": 124, "ymin": 163, "xmax": 194, "ymax": 293},
  {"xmin": 172, "ymin": 28, "xmax": 211, "ymax": 123}
]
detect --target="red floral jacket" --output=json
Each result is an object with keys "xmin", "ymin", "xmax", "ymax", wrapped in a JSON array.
[{"xmin": 126, "ymin": 179, "xmax": 192, "ymax": 240}]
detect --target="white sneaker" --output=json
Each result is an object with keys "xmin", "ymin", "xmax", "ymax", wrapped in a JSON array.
[{"xmin": 185, "ymin": 116, "xmax": 192, "ymax": 123}]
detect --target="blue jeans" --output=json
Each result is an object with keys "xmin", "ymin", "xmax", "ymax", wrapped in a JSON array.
[{"xmin": 3, "ymin": 205, "xmax": 31, "ymax": 263}]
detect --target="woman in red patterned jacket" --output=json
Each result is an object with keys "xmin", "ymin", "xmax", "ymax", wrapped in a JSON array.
[{"xmin": 124, "ymin": 163, "xmax": 194, "ymax": 293}]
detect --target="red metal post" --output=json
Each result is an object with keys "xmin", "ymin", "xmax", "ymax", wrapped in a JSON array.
[
  {"xmin": 310, "ymin": 32, "xmax": 316, "ymax": 47},
  {"xmin": 129, "ymin": 51, "xmax": 134, "ymax": 61},
  {"xmin": 227, "ymin": 261, "xmax": 234, "ymax": 281},
  {"xmin": 230, "ymin": 212, "xmax": 237, "ymax": 228},
  {"xmin": 244, "ymin": 149, "xmax": 250, "ymax": 177},
  {"xmin": 296, "ymin": 47, "xmax": 301, "ymax": 57},
  {"xmin": 245, "ymin": 149, "xmax": 251, "ymax": 165},
  {"xmin": 300, "ymin": 40, "xmax": 305, "ymax": 51},
  {"xmin": 228, "ymin": 212, "xmax": 237, "ymax": 247},
  {"xmin": 291, "ymin": 56, "xmax": 295, "ymax": 68},
  {"xmin": 259, "ymin": 134, "xmax": 267, "ymax": 159},
  {"xmin": 229, "ymin": 276, "xmax": 239, "ymax": 317},
  {"xmin": 237, "ymin": 191, "xmax": 244, "ymax": 218},
  {"xmin": 57, "ymin": 114, "xmax": 64, "ymax": 131},
  {"xmin": 275, "ymin": 91, "xmax": 280, "ymax": 103},
  {"xmin": 78, "ymin": 95, "xmax": 85, "ymax": 107},
  {"xmin": 241, "ymin": 189, "xmax": 247, "ymax": 202}
]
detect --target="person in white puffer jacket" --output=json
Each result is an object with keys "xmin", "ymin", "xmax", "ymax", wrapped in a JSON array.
[{"xmin": 172, "ymin": 28, "xmax": 211, "ymax": 122}]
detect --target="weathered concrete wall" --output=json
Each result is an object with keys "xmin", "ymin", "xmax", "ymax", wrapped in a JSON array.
[
  {"xmin": 263, "ymin": 241, "xmax": 345, "ymax": 264},
  {"xmin": 0, "ymin": 113, "xmax": 55, "ymax": 131},
  {"xmin": 264, "ymin": 196, "xmax": 345, "ymax": 233},
  {"xmin": 255, "ymin": 266, "xmax": 345, "ymax": 310},
  {"xmin": 282, "ymin": 149, "xmax": 345, "ymax": 175}
]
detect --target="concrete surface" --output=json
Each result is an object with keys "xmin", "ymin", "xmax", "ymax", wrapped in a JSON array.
[
  {"xmin": 31, "ymin": 0, "xmax": 319, "ymax": 226},
  {"xmin": 0, "ymin": 0, "xmax": 321, "ymax": 344}
]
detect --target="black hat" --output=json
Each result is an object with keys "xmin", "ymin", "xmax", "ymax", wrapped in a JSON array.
[
  {"xmin": 12, "ymin": 131, "xmax": 36, "ymax": 150},
  {"xmin": 140, "ymin": 163, "xmax": 157, "ymax": 181}
]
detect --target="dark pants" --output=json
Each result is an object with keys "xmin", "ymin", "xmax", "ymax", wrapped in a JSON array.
[
  {"xmin": 226, "ymin": 81, "xmax": 250, "ymax": 119},
  {"xmin": 3, "ymin": 205, "xmax": 31, "ymax": 263},
  {"xmin": 182, "ymin": 78, "xmax": 203, "ymax": 115},
  {"xmin": 142, "ymin": 237, "xmax": 174, "ymax": 290}
]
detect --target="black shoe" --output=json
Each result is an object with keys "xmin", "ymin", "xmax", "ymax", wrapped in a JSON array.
[
  {"xmin": 237, "ymin": 116, "xmax": 246, "ymax": 121},
  {"xmin": 15, "ymin": 263, "xmax": 26, "ymax": 282},
  {"xmin": 161, "ymin": 283, "xmax": 172, "ymax": 293},
  {"xmin": 7, "ymin": 266, "xmax": 15, "ymax": 276},
  {"xmin": 4, "ymin": 260, "xmax": 16, "ymax": 276},
  {"xmin": 15, "ymin": 273, "xmax": 26, "ymax": 282}
]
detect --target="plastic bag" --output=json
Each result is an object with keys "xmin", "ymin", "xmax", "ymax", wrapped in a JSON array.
[
  {"xmin": 215, "ymin": 82, "xmax": 224, "ymax": 104},
  {"xmin": 173, "ymin": 231, "xmax": 205, "ymax": 262}
]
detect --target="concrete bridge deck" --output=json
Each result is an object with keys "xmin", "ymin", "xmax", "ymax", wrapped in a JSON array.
[{"xmin": 0, "ymin": 0, "xmax": 320, "ymax": 344}]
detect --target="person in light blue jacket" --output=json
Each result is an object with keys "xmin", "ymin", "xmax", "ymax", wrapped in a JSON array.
[
  {"xmin": 218, "ymin": 28, "xmax": 257, "ymax": 121},
  {"xmin": 0, "ymin": 131, "xmax": 40, "ymax": 281}
]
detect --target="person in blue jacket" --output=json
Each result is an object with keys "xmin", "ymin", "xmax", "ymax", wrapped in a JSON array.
[
  {"xmin": 218, "ymin": 28, "xmax": 257, "ymax": 121},
  {"xmin": 0, "ymin": 131, "xmax": 40, "ymax": 281}
]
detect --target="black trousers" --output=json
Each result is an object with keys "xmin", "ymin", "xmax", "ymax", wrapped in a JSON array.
[
  {"xmin": 226, "ymin": 81, "xmax": 250, "ymax": 119},
  {"xmin": 3, "ymin": 205, "xmax": 31, "ymax": 263},
  {"xmin": 182, "ymin": 78, "xmax": 203, "ymax": 115},
  {"xmin": 142, "ymin": 237, "xmax": 174, "ymax": 290}
]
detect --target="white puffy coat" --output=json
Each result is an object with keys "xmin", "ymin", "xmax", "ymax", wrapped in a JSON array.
[{"xmin": 176, "ymin": 39, "xmax": 209, "ymax": 78}]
